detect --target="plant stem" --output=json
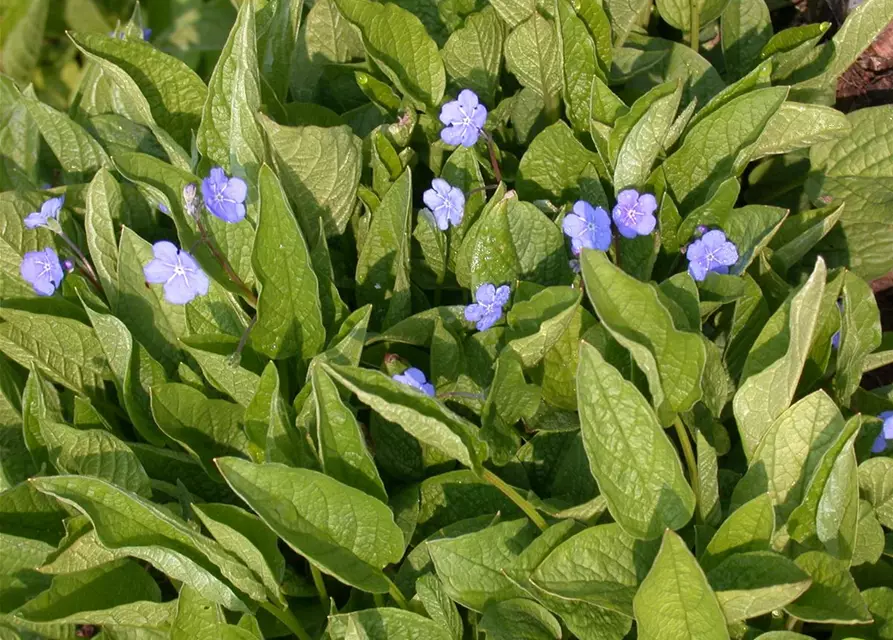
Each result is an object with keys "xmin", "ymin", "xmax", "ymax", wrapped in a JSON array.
[
  {"xmin": 386, "ymin": 577, "xmax": 409, "ymax": 610},
  {"xmin": 434, "ymin": 233, "xmax": 450, "ymax": 306},
  {"xmin": 786, "ymin": 616, "xmax": 803, "ymax": 632},
  {"xmin": 258, "ymin": 602, "xmax": 311, "ymax": 640},
  {"xmin": 195, "ymin": 217, "xmax": 257, "ymax": 306},
  {"xmin": 481, "ymin": 468, "xmax": 547, "ymax": 531},
  {"xmin": 673, "ymin": 418, "xmax": 700, "ymax": 506},
  {"xmin": 482, "ymin": 132, "xmax": 502, "ymax": 185},
  {"xmin": 689, "ymin": 0, "xmax": 700, "ymax": 52},
  {"xmin": 227, "ymin": 314, "xmax": 258, "ymax": 367},
  {"xmin": 310, "ymin": 565, "xmax": 328, "ymax": 606},
  {"xmin": 57, "ymin": 232, "xmax": 101, "ymax": 292}
]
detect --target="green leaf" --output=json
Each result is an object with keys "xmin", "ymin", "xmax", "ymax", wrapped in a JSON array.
[
  {"xmin": 858, "ymin": 457, "xmax": 893, "ymax": 529},
  {"xmin": 181, "ymin": 341, "xmax": 261, "ymax": 406},
  {"xmin": 480, "ymin": 599, "xmax": 562, "ymax": 640},
  {"xmin": 41, "ymin": 421, "xmax": 151, "ymax": 498},
  {"xmin": 5, "ymin": 600, "xmax": 175, "ymax": 637},
  {"xmin": 12, "ymin": 559, "xmax": 160, "ymax": 620},
  {"xmin": 833, "ymin": 272, "xmax": 882, "ymax": 405},
  {"xmin": 30, "ymin": 475, "xmax": 261, "ymax": 611},
  {"xmin": 441, "ymin": 7, "xmax": 504, "ymax": 105},
  {"xmin": 576, "ymin": 342, "xmax": 695, "ymax": 539},
  {"xmin": 416, "ymin": 574, "xmax": 462, "ymax": 640},
  {"xmin": 65, "ymin": 32, "xmax": 207, "ymax": 150},
  {"xmin": 196, "ymin": 0, "xmax": 265, "ymax": 183},
  {"xmin": 117, "ymin": 226, "xmax": 188, "ymax": 371},
  {"xmin": 0, "ymin": 308, "xmax": 108, "ymax": 397},
  {"xmin": 192, "ymin": 502, "xmax": 286, "ymax": 606},
  {"xmin": 706, "ymin": 551, "xmax": 811, "ymax": 623},
  {"xmin": 720, "ymin": 0, "xmax": 772, "ymax": 81},
  {"xmin": 769, "ymin": 204, "xmax": 844, "ymax": 275},
  {"xmin": 732, "ymin": 258, "xmax": 827, "ymax": 458},
  {"xmin": 507, "ymin": 287, "xmax": 581, "ymax": 368},
  {"xmin": 257, "ymin": 0, "xmax": 303, "ymax": 102},
  {"xmin": 517, "ymin": 121, "xmax": 602, "ymax": 203},
  {"xmin": 749, "ymin": 103, "xmax": 851, "ymax": 160},
  {"xmin": 851, "ymin": 500, "xmax": 886, "ymax": 567},
  {"xmin": 538, "ymin": 306, "xmax": 596, "ymax": 410},
  {"xmin": 634, "ymin": 529, "xmax": 729, "ymax": 639},
  {"xmin": 505, "ymin": 11, "xmax": 561, "ymax": 101},
  {"xmin": 84, "ymin": 168, "xmax": 122, "ymax": 309},
  {"xmin": 17, "ymin": 86, "xmax": 110, "ymax": 176},
  {"xmin": 582, "ymin": 249, "xmax": 706, "ymax": 417},
  {"xmin": 490, "ymin": 0, "xmax": 535, "ymax": 27},
  {"xmin": 530, "ymin": 523, "xmax": 660, "ymax": 615},
  {"xmin": 151, "ymin": 383, "xmax": 251, "ymax": 475},
  {"xmin": 311, "ymin": 366, "xmax": 387, "ymax": 502},
  {"xmin": 604, "ymin": 0, "xmax": 651, "ymax": 47},
  {"xmin": 611, "ymin": 82, "xmax": 682, "ymax": 190},
  {"xmin": 657, "ymin": 0, "xmax": 731, "ymax": 32},
  {"xmin": 784, "ymin": 551, "xmax": 871, "ymax": 623},
  {"xmin": 427, "ymin": 518, "xmax": 536, "ymax": 611},
  {"xmin": 0, "ymin": 480, "xmax": 67, "ymax": 544},
  {"xmin": 0, "ymin": 76, "xmax": 39, "ymax": 190},
  {"xmin": 663, "ymin": 87, "xmax": 787, "ymax": 212},
  {"xmin": 252, "ymin": 164, "xmax": 326, "ymax": 360},
  {"xmin": 724, "ymin": 204, "xmax": 786, "ymax": 275},
  {"xmin": 259, "ymin": 114, "xmax": 363, "ymax": 237},
  {"xmin": 334, "ymin": 0, "xmax": 446, "ymax": 108},
  {"xmin": 732, "ymin": 391, "xmax": 846, "ymax": 523},
  {"xmin": 699, "ymin": 493, "xmax": 774, "ymax": 573},
  {"xmin": 216, "ymin": 457, "xmax": 404, "ymax": 593},
  {"xmin": 555, "ymin": 0, "xmax": 603, "ymax": 134},
  {"xmin": 0, "ymin": 0, "xmax": 48, "ymax": 83},
  {"xmin": 291, "ymin": 0, "xmax": 363, "ymax": 100},
  {"xmin": 327, "ymin": 608, "xmax": 453, "ymax": 640},
  {"xmin": 355, "ymin": 168, "xmax": 413, "ymax": 327},
  {"xmin": 480, "ymin": 349, "xmax": 539, "ymax": 463},
  {"xmin": 323, "ymin": 363, "xmax": 487, "ymax": 471},
  {"xmin": 83, "ymin": 304, "xmax": 167, "ymax": 446}
]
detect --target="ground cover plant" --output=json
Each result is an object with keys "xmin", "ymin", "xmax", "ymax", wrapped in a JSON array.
[{"xmin": 1, "ymin": 0, "xmax": 893, "ymax": 638}]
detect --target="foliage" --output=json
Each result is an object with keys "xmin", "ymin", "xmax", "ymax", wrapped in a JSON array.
[{"xmin": 1, "ymin": 0, "xmax": 893, "ymax": 638}]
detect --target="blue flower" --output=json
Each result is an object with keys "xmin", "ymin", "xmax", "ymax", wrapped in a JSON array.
[
  {"xmin": 686, "ymin": 229, "xmax": 738, "ymax": 281},
  {"xmin": 439, "ymin": 90, "xmax": 487, "ymax": 147},
  {"xmin": 143, "ymin": 241, "xmax": 209, "ymax": 305},
  {"xmin": 562, "ymin": 200, "xmax": 612, "ymax": 255},
  {"xmin": 612, "ymin": 189, "xmax": 657, "ymax": 238},
  {"xmin": 393, "ymin": 367, "xmax": 435, "ymax": 396},
  {"xmin": 202, "ymin": 167, "xmax": 248, "ymax": 223},
  {"xmin": 20, "ymin": 248, "xmax": 64, "ymax": 296},
  {"xmin": 873, "ymin": 412, "xmax": 893, "ymax": 453},
  {"xmin": 143, "ymin": 28, "xmax": 152, "ymax": 40},
  {"xmin": 24, "ymin": 196, "xmax": 64, "ymax": 229},
  {"xmin": 465, "ymin": 283, "xmax": 510, "ymax": 331},
  {"xmin": 422, "ymin": 178, "xmax": 465, "ymax": 230}
]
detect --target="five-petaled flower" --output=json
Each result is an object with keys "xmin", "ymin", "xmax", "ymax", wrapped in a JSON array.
[
  {"xmin": 562, "ymin": 200, "xmax": 612, "ymax": 255},
  {"xmin": 423, "ymin": 178, "xmax": 465, "ymax": 230},
  {"xmin": 20, "ymin": 248, "xmax": 64, "ymax": 296},
  {"xmin": 439, "ymin": 89, "xmax": 487, "ymax": 147},
  {"xmin": 24, "ymin": 196, "xmax": 64, "ymax": 229},
  {"xmin": 393, "ymin": 367, "xmax": 435, "ymax": 397},
  {"xmin": 612, "ymin": 189, "xmax": 657, "ymax": 238},
  {"xmin": 686, "ymin": 229, "xmax": 738, "ymax": 281},
  {"xmin": 143, "ymin": 241, "xmax": 209, "ymax": 305},
  {"xmin": 873, "ymin": 412, "xmax": 893, "ymax": 453},
  {"xmin": 465, "ymin": 283, "xmax": 510, "ymax": 332},
  {"xmin": 202, "ymin": 168, "xmax": 248, "ymax": 223}
]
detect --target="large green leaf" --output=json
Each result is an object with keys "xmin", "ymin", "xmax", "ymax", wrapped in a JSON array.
[
  {"xmin": 334, "ymin": 0, "xmax": 446, "ymax": 108},
  {"xmin": 0, "ymin": 76, "xmax": 39, "ymax": 191},
  {"xmin": 516, "ymin": 121, "xmax": 602, "ymax": 203},
  {"xmin": 182, "ymin": 341, "xmax": 260, "ymax": 406},
  {"xmin": 699, "ymin": 493, "xmax": 774, "ymax": 573},
  {"xmin": 252, "ymin": 164, "xmax": 325, "ymax": 360},
  {"xmin": 577, "ymin": 342, "xmax": 695, "ymax": 539},
  {"xmin": 732, "ymin": 258, "xmax": 826, "ymax": 458},
  {"xmin": 504, "ymin": 11, "xmax": 561, "ymax": 101},
  {"xmin": 30, "ymin": 475, "xmax": 263, "ymax": 611},
  {"xmin": 582, "ymin": 249, "xmax": 706, "ymax": 417},
  {"xmin": 84, "ymin": 169, "xmax": 122, "ymax": 309},
  {"xmin": 832, "ymin": 272, "xmax": 882, "ymax": 406},
  {"xmin": 633, "ymin": 530, "xmax": 730, "ymax": 639},
  {"xmin": 327, "ymin": 608, "xmax": 453, "ymax": 640},
  {"xmin": 720, "ymin": 0, "xmax": 772, "ymax": 81},
  {"xmin": 441, "ymin": 7, "xmax": 504, "ymax": 105},
  {"xmin": 480, "ymin": 599, "xmax": 562, "ymax": 640},
  {"xmin": 0, "ymin": 308, "xmax": 108, "ymax": 397},
  {"xmin": 0, "ymin": 0, "xmax": 48, "ymax": 83},
  {"xmin": 784, "ymin": 551, "xmax": 871, "ymax": 623},
  {"xmin": 216, "ymin": 457, "xmax": 404, "ymax": 593},
  {"xmin": 416, "ymin": 574, "xmax": 462, "ymax": 640},
  {"xmin": 858, "ymin": 457, "xmax": 893, "ymax": 529},
  {"xmin": 748, "ymin": 103, "xmax": 851, "ymax": 160}
]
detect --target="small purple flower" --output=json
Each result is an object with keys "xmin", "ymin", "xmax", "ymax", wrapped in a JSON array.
[
  {"xmin": 202, "ymin": 168, "xmax": 248, "ymax": 223},
  {"xmin": 872, "ymin": 411, "xmax": 893, "ymax": 453},
  {"xmin": 422, "ymin": 178, "xmax": 465, "ymax": 230},
  {"xmin": 393, "ymin": 367, "xmax": 435, "ymax": 396},
  {"xmin": 562, "ymin": 201, "xmax": 612, "ymax": 255},
  {"xmin": 63, "ymin": 259, "xmax": 75, "ymax": 272},
  {"xmin": 569, "ymin": 258, "xmax": 581, "ymax": 274},
  {"xmin": 158, "ymin": 203, "xmax": 170, "ymax": 215},
  {"xmin": 686, "ymin": 230, "xmax": 739, "ymax": 281},
  {"xmin": 439, "ymin": 90, "xmax": 487, "ymax": 147},
  {"xmin": 465, "ymin": 283, "xmax": 510, "ymax": 332},
  {"xmin": 20, "ymin": 248, "xmax": 64, "ymax": 296},
  {"xmin": 143, "ymin": 28, "xmax": 152, "ymax": 40},
  {"xmin": 24, "ymin": 196, "xmax": 64, "ymax": 229},
  {"xmin": 143, "ymin": 241, "xmax": 209, "ymax": 305},
  {"xmin": 612, "ymin": 189, "xmax": 657, "ymax": 239}
]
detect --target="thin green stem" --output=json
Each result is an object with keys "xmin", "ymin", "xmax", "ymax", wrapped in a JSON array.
[
  {"xmin": 258, "ymin": 602, "xmax": 311, "ymax": 640},
  {"xmin": 195, "ymin": 216, "xmax": 258, "ymax": 306},
  {"xmin": 689, "ymin": 0, "xmax": 701, "ymax": 52},
  {"xmin": 785, "ymin": 616, "xmax": 803, "ymax": 632},
  {"xmin": 673, "ymin": 418, "xmax": 700, "ymax": 509},
  {"xmin": 434, "ymin": 233, "xmax": 451, "ymax": 307},
  {"xmin": 481, "ymin": 468, "xmax": 547, "ymax": 531},
  {"xmin": 57, "ymin": 231, "xmax": 101, "ymax": 292},
  {"xmin": 310, "ymin": 565, "xmax": 328, "ymax": 606},
  {"xmin": 387, "ymin": 577, "xmax": 410, "ymax": 610}
]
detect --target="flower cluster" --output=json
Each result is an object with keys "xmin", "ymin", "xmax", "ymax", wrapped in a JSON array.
[
  {"xmin": 465, "ymin": 283, "xmax": 510, "ymax": 332},
  {"xmin": 562, "ymin": 189, "xmax": 658, "ymax": 256}
]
